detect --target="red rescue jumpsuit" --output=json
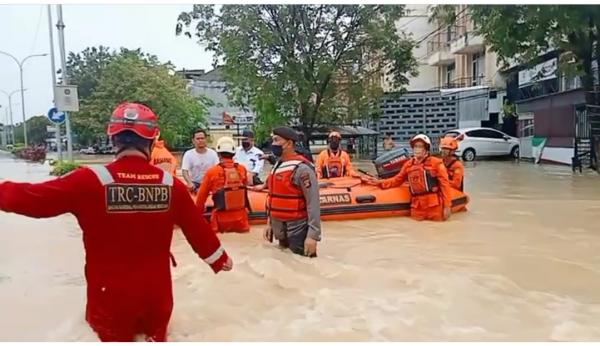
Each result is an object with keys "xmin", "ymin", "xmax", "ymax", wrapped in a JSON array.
[
  {"xmin": 0, "ymin": 155, "xmax": 230, "ymax": 341},
  {"xmin": 195, "ymin": 158, "xmax": 250, "ymax": 233}
]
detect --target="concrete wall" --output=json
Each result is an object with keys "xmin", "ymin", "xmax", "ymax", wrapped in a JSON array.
[{"xmin": 377, "ymin": 91, "xmax": 458, "ymax": 149}]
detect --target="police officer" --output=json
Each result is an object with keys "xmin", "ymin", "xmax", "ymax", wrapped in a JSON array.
[
  {"xmin": 0, "ymin": 102, "xmax": 233, "ymax": 341},
  {"xmin": 263, "ymin": 126, "xmax": 321, "ymax": 257}
]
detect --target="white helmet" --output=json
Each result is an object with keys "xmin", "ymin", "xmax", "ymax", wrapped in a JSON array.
[
  {"xmin": 410, "ymin": 134, "xmax": 431, "ymax": 149},
  {"xmin": 216, "ymin": 136, "xmax": 236, "ymax": 154}
]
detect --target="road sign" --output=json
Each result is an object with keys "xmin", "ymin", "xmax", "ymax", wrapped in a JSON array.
[
  {"xmin": 47, "ymin": 107, "xmax": 66, "ymax": 124},
  {"xmin": 54, "ymin": 85, "xmax": 80, "ymax": 112}
]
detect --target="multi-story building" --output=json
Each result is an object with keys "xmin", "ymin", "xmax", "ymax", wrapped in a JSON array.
[
  {"xmin": 424, "ymin": 4, "xmax": 506, "ymax": 129},
  {"xmin": 372, "ymin": 5, "xmax": 506, "ymax": 150},
  {"xmin": 179, "ymin": 68, "xmax": 255, "ymax": 129}
]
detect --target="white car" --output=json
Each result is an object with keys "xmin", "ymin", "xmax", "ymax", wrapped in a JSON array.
[{"xmin": 443, "ymin": 127, "xmax": 520, "ymax": 162}]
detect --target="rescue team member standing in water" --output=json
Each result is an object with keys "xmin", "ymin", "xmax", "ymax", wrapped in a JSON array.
[
  {"xmin": 196, "ymin": 136, "xmax": 250, "ymax": 233},
  {"xmin": 151, "ymin": 133, "xmax": 178, "ymax": 176},
  {"xmin": 440, "ymin": 135, "xmax": 465, "ymax": 191},
  {"xmin": 0, "ymin": 102, "xmax": 233, "ymax": 342},
  {"xmin": 315, "ymin": 131, "xmax": 360, "ymax": 179},
  {"xmin": 262, "ymin": 127, "xmax": 321, "ymax": 257},
  {"xmin": 366, "ymin": 134, "xmax": 452, "ymax": 221}
]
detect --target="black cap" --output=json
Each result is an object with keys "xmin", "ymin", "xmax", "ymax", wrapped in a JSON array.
[
  {"xmin": 242, "ymin": 129, "xmax": 254, "ymax": 138},
  {"xmin": 273, "ymin": 126, "xmax": 299, "ymax": 142}
]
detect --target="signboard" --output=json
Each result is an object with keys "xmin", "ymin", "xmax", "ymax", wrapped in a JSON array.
[
  {"xmin": 518, "ymin": 58, "xmax": 558, "ymax": 87},
  {"xmin": 54, "ymin": 85, "xmax": 80, "ymax": 112},
  {"xmin": 47, "ymin": 107, "xmax": 66, "ymax": 124}
]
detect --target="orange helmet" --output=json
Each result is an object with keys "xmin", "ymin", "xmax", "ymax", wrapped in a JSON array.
[
  {"xmin": 440, "ymin": 136, "xmax": 459, "ymax": 151},
  {"xmin": 107, "ymin": 102, "xmax": 160, "ymax": 140},
  {"xmin": 410, "ymin": 134, "xmax": 431, "ymax": 149}
]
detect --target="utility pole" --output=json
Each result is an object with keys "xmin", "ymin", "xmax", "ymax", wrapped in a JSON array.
[
  {"xmin": 56, "ymin": 4, "xmax": 73, "ymax": 160},
  {"xmin": 48, "ymin": 5, "xmax": 62, "ymax": 161}
]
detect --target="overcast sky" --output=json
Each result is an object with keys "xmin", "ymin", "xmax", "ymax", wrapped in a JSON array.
[{"xmin": 0, "ymin": 4, "xmax": 215, "ymax": 125}]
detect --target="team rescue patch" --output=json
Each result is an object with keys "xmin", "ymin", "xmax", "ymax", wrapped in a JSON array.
[{"xmin": 105, "ymin": 184, "xmax": 171, "ymax": 212}]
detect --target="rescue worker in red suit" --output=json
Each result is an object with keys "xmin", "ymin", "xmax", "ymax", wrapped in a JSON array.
[
  {"xmin": 261, "ymin": 127, "xmax": 321, "ymax": 257},
  {"xmin": 440, "ymin": 135, "xmax": 465, "ymax": 191},
  {"xmin": 315, "ymin": 131, "xmax": 360, "ymax": 179},
  {"xmin": 196, "ymin": 136, "xmax": 250, "ymax": 233},
  {"xmin": 0, "ymin": 102, "xmax": 233, "ymax": 342},
  {"xmin": 366, "ymin": 134, "xmax": 453, "ymax": 221}
]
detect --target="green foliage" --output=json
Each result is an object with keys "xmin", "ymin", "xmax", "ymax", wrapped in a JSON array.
[
  {"xmin": 13, "ymin": 116, "xmax": 51, "ymax": 145},
  {"xmin": 50, "ymin": 161, "xmax": 81, "ymax": 176},
  {"xmin": 176, "ymin": 5, "xmax": 419, "ymax": 138},
  {"xmin": 66, "ymin": 47, "xmax": 210, "ymax": 147}
]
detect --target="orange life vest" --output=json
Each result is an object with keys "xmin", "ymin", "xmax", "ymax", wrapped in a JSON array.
[
  {"xmin": 445, "ymin": 157, "xmax": 464, "ymax": 191},
  {"xmin": 322, "ymin": 150, "xmax": 346, "ymax": 178},
  {"xmin": 212, "ymin": 163, "xmax": 247, "ymax": 211},
  {"xmin": 267, "ymin": 155, "xmax": 311, "ymax": 221},
  {"xmin": 406, "ymin": 157, "xmax": 440, "ymax": 196}
]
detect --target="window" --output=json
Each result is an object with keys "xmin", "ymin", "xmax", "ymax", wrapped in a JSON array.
[
  {"xmin": 444, "ymin": 130, "xmax": 461, "ymax": 138},
  {"xmin": 446, "ymin": 64, "xmax": 455, "ymax": 86},
  {"xmin": 481, "ymin": 129, "xmax": 505, "ymax": 139},
  {"xmin": 466, "ymin": 129, "xmax": 503, "ymax": 138}
]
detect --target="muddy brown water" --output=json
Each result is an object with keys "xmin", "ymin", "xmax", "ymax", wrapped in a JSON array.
[{"xmin": 1, "ymin": 152, "xmax": 600, "ymax": 341}]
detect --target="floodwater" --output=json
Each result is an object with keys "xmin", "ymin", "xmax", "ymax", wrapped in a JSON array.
[{"xmin": 1, "ymin": 152, "xmax": 600, "ymax": 341}]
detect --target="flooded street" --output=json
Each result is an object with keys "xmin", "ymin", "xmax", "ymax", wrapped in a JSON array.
[{"xmin": 1, "ymin": 152, "xmax": 600, "ymax": 341}]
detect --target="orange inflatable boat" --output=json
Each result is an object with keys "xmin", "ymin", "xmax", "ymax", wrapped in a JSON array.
[{"xmin": 196, "ymin": 176, "xmax": 469, "ymax": 225}]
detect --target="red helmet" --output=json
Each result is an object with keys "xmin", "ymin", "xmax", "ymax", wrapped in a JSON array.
[{"xmin": 107, "ymin": 102, "xmax": 159, "ymax": 139}]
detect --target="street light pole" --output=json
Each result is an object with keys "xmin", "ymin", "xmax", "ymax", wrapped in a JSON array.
[
  {"xmin": 0, "ymin": 51, "xmax": 48, "ymax": 146},
  {"xmin": 0, "ymin": 88, "xmax": 23, "ymax": 145}
]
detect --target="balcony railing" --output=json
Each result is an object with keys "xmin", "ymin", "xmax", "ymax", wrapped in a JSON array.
[{"xmin": 441, "ymin": 75, "xmax": 487, "ymax": 89}]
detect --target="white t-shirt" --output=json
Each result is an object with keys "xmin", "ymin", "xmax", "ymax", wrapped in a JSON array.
[
  {"xmin": 181, "ymin": 148, "xmax": 219, "ymax": 183},
  {"xmin": 234, "ymin": 146, "xmax": 265, "ymax": 175}
]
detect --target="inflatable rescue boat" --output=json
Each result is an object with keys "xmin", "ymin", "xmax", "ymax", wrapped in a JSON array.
[{"xmin": 195, "ymin": 147, "xmax": 469, "ymax": 224}]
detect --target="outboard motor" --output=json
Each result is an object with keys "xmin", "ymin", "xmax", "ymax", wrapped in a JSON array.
[{"xmin": 373, "ymin": 147, "xmax": 410, "ymax": 179}]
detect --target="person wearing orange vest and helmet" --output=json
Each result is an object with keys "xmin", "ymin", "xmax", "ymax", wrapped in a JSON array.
[
  {"xmin": 262, "ymin": 126, "xmax": 321, "ymax": 257},
  {"xmin": 315, "ymin": 131, "xmax": 360, "ymax": 179},
  {"xmin": 196, "ymin": 136, "xmax": 250, "ymax": 233},
  {"xmin": 0, "ymin": 102, "xmax": 233, "ymax": 341},
  {"xmin": 151, "ymin": 133, "xmax": 178, "ymax": 176},
  {"xmin": 365, "ymin": 134, "xmax": 453, "ymax": 221},
  {"xmin": 440, "ymin": 135, "xmax": 465, "ymax": 191}
]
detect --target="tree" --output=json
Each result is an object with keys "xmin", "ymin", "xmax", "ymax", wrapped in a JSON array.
[
  {"xmin": 434, "ymin": 6, "xmax": 600, "ymax": 102},
  {"xmin": 67, "ymin": 47, "xmax": 210, "ymax": 147},
  {"xmin": 176, "ymin": 5, "xmax": 419, "ymax": 142},
  {"xmin": 14, "ymin": 116, "xmax": 50, "ymax": 145}
]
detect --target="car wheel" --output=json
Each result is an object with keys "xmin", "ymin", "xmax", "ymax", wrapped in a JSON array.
[
  {"xmin": 510, "ymin": 145, "xmax": 519, "ymax": 159},
  {"xmin": 462, "ymin": 148, "xmax": 476, "ymax": 162}
]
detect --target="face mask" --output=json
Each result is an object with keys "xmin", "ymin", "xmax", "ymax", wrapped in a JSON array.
[
  {"xmin": 329, "ymin": 141, "xmax": 340, "ymax": 150},
  {"xmin": 242, "ymin": 141, "xmax": 251, "ymax": 150},
  {"xmin": 271, "ymin": 144, "xmax": 283, "ymax": 157}
]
